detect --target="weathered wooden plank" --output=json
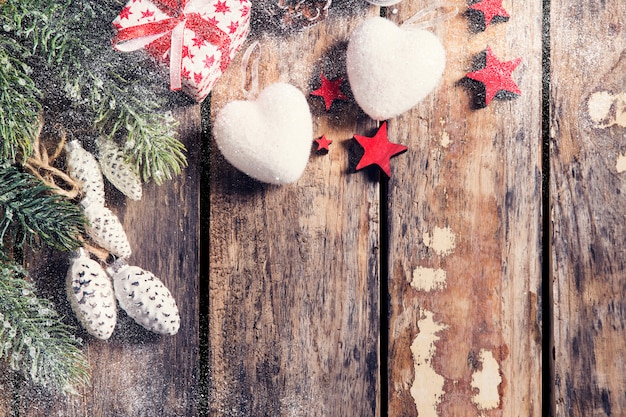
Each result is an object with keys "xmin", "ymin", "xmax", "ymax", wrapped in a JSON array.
[
  {"xmin": 11, "ymin": 105, "xmax": 201, "ymax": 417},
  {"xmin": 385, "ymin": 1, "xmax": 543, "ymax": 416},
  {"xmin": 550, "ymin": 1, "xmax": 626, "ymax": 416},
  {"xmin": 208, "ymin": 5, "xmax": 381, "ymax": 416}
]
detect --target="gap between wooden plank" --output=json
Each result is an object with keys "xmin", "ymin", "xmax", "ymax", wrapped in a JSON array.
[
  {"xmin": 199, "ymin": 99, "xmax": 211, "ymax": 417},
  {"xmin": 379, "ymin": 175, "xmax": 390, "ymax": 417},
  {"xmin": 541, "ymin": 0, "xmax": 555, "ymax": 415}
]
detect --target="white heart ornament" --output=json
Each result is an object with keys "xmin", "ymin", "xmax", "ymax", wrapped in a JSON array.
[
  {"xmin": 213, "ymin": 83, "xmax": 313, "ymax": 184},
  {"xmin": 346, "ymin": 16, "xmax": 446, "ymax": 121}
]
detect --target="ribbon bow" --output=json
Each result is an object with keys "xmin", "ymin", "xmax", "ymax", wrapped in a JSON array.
[{"xmin": 112, "ymin": 0, "xmax": 232, "ymax": 91}]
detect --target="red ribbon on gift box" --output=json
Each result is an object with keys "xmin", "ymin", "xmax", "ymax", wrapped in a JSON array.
[{"xmin": 112, "ymin": 0, "xmax": 231, "ymax": 91}]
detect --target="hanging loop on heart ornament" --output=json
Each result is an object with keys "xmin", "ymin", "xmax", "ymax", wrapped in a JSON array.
[
  {"xmin": 239, "ymin": 40, "xmax": 261, "ymax": 100},
  {"xmin": 346, "ymin": 3, "xmax": 458, "ymax": 121},
  {"xmin": 365, "ymin": 0, "xmax": 403, "ymax": 6},
  {"xmin": 401, "ymin": 3, "xmax": 459, "ymax": 30}
]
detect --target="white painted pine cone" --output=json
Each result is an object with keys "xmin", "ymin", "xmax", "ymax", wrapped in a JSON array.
[
  {"xmin": 66, "ymin": 249, "xmax": 117, "ymax": 340},
  {"xmin": 109, "ymin": 262, "xmax": 180, "ymax": 336},
  {"xmin": 96, "ymin": 137, "xmax": 142, "ymax": 201},
  {"xmin": 82, "ymin": 199, "xmax": 132, "ymax": 258},
  {"xmin": 65, "ymin": 140, "xmax": 106, "ymax": 206}
]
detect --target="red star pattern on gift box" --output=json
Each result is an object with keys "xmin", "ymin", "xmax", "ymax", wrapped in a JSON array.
[
  {"xmin": 469, "ymin": 0, "xmax": 510, "ymax": 26},
  {"xmin": 113, "ymin": 0, "xmax": 251, "ymax": 102},
  {"xmin": 314, "ymin": 135, "xmax": 333, "ymax": 152},
  {"xmin": 465, "ymin": 46, "xmax": 521, "ymax": 106},
  {"xmin": 354, "ymin": 122, "xmax": 407, "ymax": 177},
  {"xmin": 311, "ymin": 72, "xmax": 348, "ymax": 111},
  {"xmin": 119, "ymin": 6, "xmax": 132, "ymax": 20},
  {"xmin": 214, "ymin": 1, "xmax": 231, "ymax": 14}
]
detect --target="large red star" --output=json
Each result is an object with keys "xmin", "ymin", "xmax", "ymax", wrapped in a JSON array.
[
  {"xmin": 469, "ymin": 0, "xmax": 510, "ymax": 26},
  {"xmin": 465, "ymin": 47, "xmax": 521, "ymax": 106},
  {"xmin": 354, "ymin": 122, "xmax": 407, "ymax": 177},
  {"xmin": 310, "ymin": 72, "xmax": 348, "ymax": 111},
  {"xmin": 314, "ymin": 135, "xmax": 333, "ymax": 152}
]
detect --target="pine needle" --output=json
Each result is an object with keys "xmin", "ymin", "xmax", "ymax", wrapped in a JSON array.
[
  {"xmin": 0, "ymin": 166, "xmax": 86, "ymax": 254},
  {"xmin": 0, "ymin": 262, "xmax": 90, "ymax": 394},
  {"xmin": 1, "ymin": 0, "xmax": 187, "ymax": 183},
  {"xmin": 0, "ymin": 36, "xmax": 41, "ymax": 164}
]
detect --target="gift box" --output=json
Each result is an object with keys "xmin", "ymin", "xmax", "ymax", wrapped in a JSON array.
[{"xmin": 112, "ymin": 0, "xmax": 251, "ymax": 102}]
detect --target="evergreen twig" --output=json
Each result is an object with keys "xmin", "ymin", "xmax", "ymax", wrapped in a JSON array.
[
  {"xmin": 0, "ymin": 36, "xmax": 41, "ymax": 164},
  {"xmin": 1, "ymin": 0, "xmax": 187, "ymax": 183},
  {"xmin": 0, "ymin": 166, "xmax": 86, "ymax": 254},
  {"xmin": 0, "ymin": 261, "xmax": 90, "ymax": 394}
]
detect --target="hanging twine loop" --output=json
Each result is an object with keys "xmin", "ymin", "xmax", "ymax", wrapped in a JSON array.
[
  {"xmin": 401, "ymin": 2, "xmax": 458, "ymax": 30},
  {"xmin": 23, "ymin": 121, "xmax": 81, "ymax": 200}
]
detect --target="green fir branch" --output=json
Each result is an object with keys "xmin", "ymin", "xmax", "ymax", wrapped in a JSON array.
[
  {"xmin": 0, "ymin": 36, "xmax": 41, "ymax": 164},
  {"xmin": 108, "ymin": 107, "xmax": 186, "ymax": 184},
  {"xmin": 1, "ymin": 0, "xmax": 187, "ymax": 183},
  {"xmin": 0, "ymin": 261, "xmax": 90, "ymax": 394},
  {"xmin": 0, "ymin": 166, "xmax": 86, "ymax": 254}
]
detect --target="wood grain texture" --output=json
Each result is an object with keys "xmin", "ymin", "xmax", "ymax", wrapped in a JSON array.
[
  {"xmin": 9, "ymin": 105, "xmax": 201, "ymax": 417},
  {"xmin": 208, "ymin": 5, "xmax": 381, "ymax": 416},
  {"xmin": 385, "ymin": 1, "xmax": 543, "ymax": 416},
  {"xmin": 550, "ymin": 1, "xmax": 626, "ymax": 416}
]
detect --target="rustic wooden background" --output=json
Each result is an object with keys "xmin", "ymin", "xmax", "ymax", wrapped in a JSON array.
[{"xmin": 1, "ymin": 0, "xmax": 625, "ymax": 416}]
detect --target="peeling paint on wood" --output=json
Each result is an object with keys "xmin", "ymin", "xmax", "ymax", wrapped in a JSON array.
[
  {"xmin": 470, "ymin": 349, "xmax": 502, "ymax": 411},
  {"xmin": 587, "ymin": 91, "xmax": 626, "ymax": 128},
  {"xmin": 422, "ymin": 226, "xmax": 456, "ymax": 257},
  {"xmin": 410, "ymin": 310, "xmax": 448, "ymax": 417},
  {"xmin": 410, "ymin": 267, "xmax": 447, "ymax": 292},
  {"xmin": 616, "ymin": 154, "xmax": 626, "ymax": 173}
]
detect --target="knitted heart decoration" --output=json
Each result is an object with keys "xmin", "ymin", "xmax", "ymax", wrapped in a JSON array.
[
  {"xmin": 213, "ymin": 83, "xmax": 313, "ymax": 184},
  {"xmin": 346, "ymin": 16, "xmax": 446, "ymax": 121}
]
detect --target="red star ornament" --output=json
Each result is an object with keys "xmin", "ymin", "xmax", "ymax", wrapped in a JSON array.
[
  {"xmin": 311, "ymin": 72, "xmax": 348, "ymax": 110},
  {"xmin": 465, "ymin": 47, "xmax": 522, "ymax": 106},
  {"xmin": 314, "ymin": 135, "xmax": 333, "ymax": 152},
  {"xmin": 354, "ymin": 122, "xmax": 407, "ymax": 177},
  {"xmin": 469, "ymin": 0, "xmax": 510, "ymax": 26}
]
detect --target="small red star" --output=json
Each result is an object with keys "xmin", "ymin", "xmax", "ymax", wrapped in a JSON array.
[
  {"xmin": 311, "ymin": 73, "xmax": 348, "ymax": 111},
  {"xmin": 192, "ymin": 37, "xmax": 206, "ymax": 48},
  {"xmin": 228, "ymin": 21, "xmax": 239, "ymax": 34},
  {"xmin": 214, "ymin": 0, "xmax": 231, "ymax": 14},
  {"xmin": 119, "ymin": 6, "xmax": 132, "ymax": 19},
  {"xmin": 182, "ymin": 45, "xmax": 194, "ymax": 59},
  {"xmin": 203, "ymin": 55, "xmax": 215, "ymax": 68},
  {"xmin": 469, "ymin": 0, "xmax": 510, "ymax": 26},
  {"xmin": 141, "ymin": 9, "xmax": 155, "ymax": 20},
  {"xmin": 314, "ymin": 136, "xmax": 333, "ymax": 152},
  {"xmin": 465, "ymin": 46, "xmax": 521, "ymax": 106},
  {"xmin": 354, "ymin": 122, "xmax": 407, "ymax": 177}
]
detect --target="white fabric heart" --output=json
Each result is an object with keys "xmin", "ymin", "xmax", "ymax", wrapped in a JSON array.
[
  {"xmin": 213, "ymin": 83, "xmax": 313, "ymax": 185},
  {"xmin": 346, "ymin": 16, "xmax": 446, "ymax": 121}
]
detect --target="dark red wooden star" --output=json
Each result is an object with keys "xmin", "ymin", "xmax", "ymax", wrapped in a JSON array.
[
  {"xmin": 469, "ymin": 0, "xmax": 510, "ymax": 26},
  {"xmin": 314, "ymin": 135, "xmax": 333, "ymax": 152},
  {"xmin": 354, "ymin": 122, "xmax": 407, "ymax": 177},
  {"xmin": 465, "ymin": 47, "xmax": 522, "ymax": 106},
  {"xmin": 310, "ymin": 72, "xmax": 348, "ymax": 110}
]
